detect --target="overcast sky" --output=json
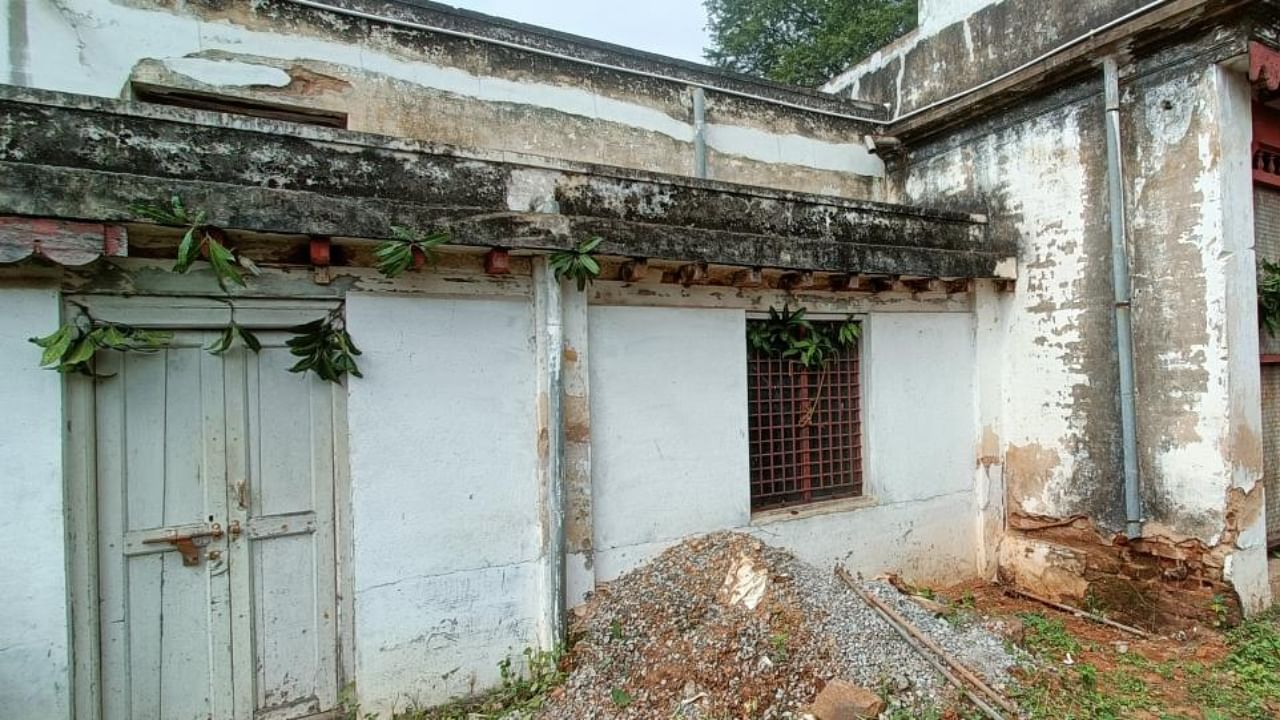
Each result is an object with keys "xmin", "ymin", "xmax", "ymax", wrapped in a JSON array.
[{"xmin": 443, "ymin": 1, "xmax": 712, "ymax": 63}]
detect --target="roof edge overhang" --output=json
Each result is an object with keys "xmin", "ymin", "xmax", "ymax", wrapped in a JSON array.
[{"xmin": 0, "ymin": 86, "xmax": 1009, "ymax": 279}]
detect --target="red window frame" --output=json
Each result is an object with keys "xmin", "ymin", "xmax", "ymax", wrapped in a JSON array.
[{"xmin": 747, "ymin": 320, "xmax": 864, "ymax": 511}]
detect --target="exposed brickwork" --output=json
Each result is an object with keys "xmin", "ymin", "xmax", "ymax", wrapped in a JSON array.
[{"xmin": 1003, "ymin": 487, "xmax": 1264, "ymax": 629}]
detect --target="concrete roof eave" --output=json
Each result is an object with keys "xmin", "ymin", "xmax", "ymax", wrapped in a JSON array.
[{"xmin": 0, "ymin": 86, "xmax": 1007, "ymax": 278}]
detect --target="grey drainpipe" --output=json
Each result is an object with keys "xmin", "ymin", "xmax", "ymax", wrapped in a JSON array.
[
  {"xmin": 1103, "ymin": 57, "xmax": 1143, "ymax": 539},
  {"xmin": 692, "ymin": 86, "xmax": 708, "ymax": 179},
  {"xmin": 540, "ymin": 260, "xmax": 567, "ymax": 645}
]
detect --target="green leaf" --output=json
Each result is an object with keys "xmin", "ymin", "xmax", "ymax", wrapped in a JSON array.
[
  {"xmin": 206, "ymin": 239, "xmax": 246, "ymax": 287},
  {"xmin": 206, "ymin": 326, "xmax": 235, "ymax": 355},
  {"xmin": 237, "ymin": 326, "xmax": 262, "ymax": 353},
  {"xmin": 31, "ymin": 324, "xmax": 76, "ymax": 367},
  {"xmin": 64, "ymin": 337, "xmax": 97, "ymax": 367},
  {"xmin": 374, "ymin": 239, "xmax": 414, "ymax": 278},
  {"xmin": 285, "ymin": 310, "xmax": 360, "ymax": 383},
  {"xmin": 580, "ymin": 236, "xmax": 604, "ymax": 253},
  {"xmin": 174, "ymin": 226, "xmax": 200, "ymax": 273}
]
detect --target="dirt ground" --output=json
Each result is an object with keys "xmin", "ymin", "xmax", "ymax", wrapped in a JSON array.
[{"xmin": 923, "ymin": 578, "xmax": 1279, "ymax": 720}]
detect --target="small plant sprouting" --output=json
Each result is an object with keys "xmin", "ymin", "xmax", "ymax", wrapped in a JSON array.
[
  {"xmin": 609, "ymin": 687, "xmax": 633, "ymax": 708},
  {"xmin": 286, "ymin": 308, "xmax": 362, "ymax": 383},
  {"xmin": 1210, "ymin": 593, "xmax": 1232, "ymax": 630},
  {"xmin": 549, "ymin": 236, "xmax": 604, "ymax": 291},
  {"xmin": 769, "ymin": 632, "xmax": 790, "ymax": 662},
  {"xmin": 375, "ymin": 226, "xmax": 450, "ymax": 278},
  {"xmin": 129, "ymin": 195, "xmax": 259, "ymax": 288},
  {"xmin": 30, "ymin": 314, "xmax": 173, "ymax": 376}
]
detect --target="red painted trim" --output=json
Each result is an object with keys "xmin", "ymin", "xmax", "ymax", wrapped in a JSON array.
[
  {"xmin": 1261, "ymin": 354, "xmax": 1280, "ymax": 365},
  {"xmin": 0, "ymin": 216, "xmax": 127, "ymax": 265}
]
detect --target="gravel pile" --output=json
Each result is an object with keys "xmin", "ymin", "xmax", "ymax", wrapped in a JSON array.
[{"xmin": 538, "ymin": 532, "xmax": 1017, "ymax": 719}]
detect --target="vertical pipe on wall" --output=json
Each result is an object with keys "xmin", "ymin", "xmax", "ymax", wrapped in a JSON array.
[
  {"xmin": 1103, "ymin": 57, "xmax": 1143, "ymax": 539},
  {"xmin": 692, "ymin": 86, "xmax": 708, "ymax": 179},
  {"xmin": 533, "ymin": 258, "xmax": 567, "ymax": 647}
]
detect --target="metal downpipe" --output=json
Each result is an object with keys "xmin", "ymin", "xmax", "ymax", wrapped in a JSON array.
[
  {"xmin": 1103, "ymin": 57, "xmax": 1143, "ymax": 539},
  {"xmin": 692, "ymin": 86, "xmax": 708, "ymax": 179},
  {"xmin": 534, "ymin": 258, "xmax": 567, "ymax": 646}
]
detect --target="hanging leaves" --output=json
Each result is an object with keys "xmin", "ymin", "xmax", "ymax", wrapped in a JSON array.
[
  {"xmin": 1259, "ymin": 260, "xmax": 1280, "ymax": 338},
  {"xmin": 205, "ymin": 322, "xmax": 263, "ymax": 355},
  {"xmin": 286, "ymin": 309, "xmax": 362, "ymax": 383},
  {"xmin": 375, "ymin": 226, "xmax": 450, "ymax": 278},
  {"xmin": 549, "ymin": 236, "xmax": 603, "ymax": 291},
  {"xmin": 30, "ymin": 318, "xmax": 173, "ymax": 375},
  {"xmin": 129, "ymin": 195, "xmax": 260, "ymax": 288},
  {"xmin": 746, "ymin": 304, "xmax": 861, "ymax": 369}
]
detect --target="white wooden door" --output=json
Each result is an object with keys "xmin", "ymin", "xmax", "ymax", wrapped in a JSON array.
[{"xmin": 94, "ymin": 324, "xmax": 340, "ymax": 720}]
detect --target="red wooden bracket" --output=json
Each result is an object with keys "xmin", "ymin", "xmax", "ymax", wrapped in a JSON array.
[
  {"xmin": 0, "ymin": 216, "xmax": 128, "ymax": 266},
  {"xmin": 1261, "ymin": 354, "xmax": 1280, "ymax": 365},
  {"xmin": 619, "ymin": 258, "xmax": 649, "ymax": 283},
  {"xmin": 1250, "ymin": 41, "xmax": 1280, "ymax": 94},
  {"xmin": 484, "ymin": 248, "xmax": 511, "ymax": 275},
  {"xmin": 309, "ymin": 236, "xmax": 331, "ymax": 267}
]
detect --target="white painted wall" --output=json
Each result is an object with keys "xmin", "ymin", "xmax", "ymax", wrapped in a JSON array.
[
  {"xmin": 0, "ymin": 285, "xmax": 70, "ymax": 720},
  {"xmin": 587, "ymin": 306, "xmax": 751, "ymax": 578},
  {"xmin": 917, "ymin": 0, "xmax": 995, "ymax": 33},
  {"xmin": 588, "ymin": 306, "xmax": 980, "ymax": 586},
  {"xmin": 345, "ymin": 294, "xmax": 542, "ymax": 712}
]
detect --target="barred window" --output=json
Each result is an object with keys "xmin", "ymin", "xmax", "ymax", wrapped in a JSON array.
[{"xmin": 747, "ymin": 320, "xmax": 864, "ymax": 511}]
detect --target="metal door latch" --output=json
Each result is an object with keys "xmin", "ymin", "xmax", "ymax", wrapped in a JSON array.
[{"xmin": 142, "ymin": 523, "xmax": 224, "ymax": 566}]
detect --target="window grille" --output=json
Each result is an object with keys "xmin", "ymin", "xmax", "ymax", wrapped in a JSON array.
[{"xmin": 747, "ymin": 321, "xmax": 863, "ymax": 511}]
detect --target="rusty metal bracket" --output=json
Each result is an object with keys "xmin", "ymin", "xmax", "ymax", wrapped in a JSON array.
[{"xmin": 142, "ymin": 523, "xmax": 224, "ymax": 566}]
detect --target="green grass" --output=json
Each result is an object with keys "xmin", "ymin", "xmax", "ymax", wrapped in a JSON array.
[
  {"xmin": 1012, "ymin": 609, "xmax": 1280, "ymax": 720},
  {"xmin": 1017, "ymin": 612, "xmax": 1081, "ymax": 658}
]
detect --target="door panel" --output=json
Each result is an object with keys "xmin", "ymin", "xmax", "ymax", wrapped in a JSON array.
[
  {"xmin": 232, "ymin": 338, "xmax": 339, "ymax": 719},
  {"xmin": 97, "ymin": 336, "xmax": 233, "ymax": 720},
  {"xmin": 95, "ymin": 324, "xmax": 340, "ymax": 720}
]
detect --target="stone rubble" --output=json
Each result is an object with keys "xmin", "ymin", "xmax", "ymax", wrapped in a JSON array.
[{"xmin": 535, "ymin": 532, "xmax": 1018, "ymax": 719}]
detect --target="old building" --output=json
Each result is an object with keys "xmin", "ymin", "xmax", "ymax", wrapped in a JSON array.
[{"xmin": 0, "ymin": 0, "xmax": 1275, "ymax": 718}]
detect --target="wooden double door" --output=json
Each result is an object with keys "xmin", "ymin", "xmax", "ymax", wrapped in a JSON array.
[{"xmin": 78, "ymin": 301, "xmax": 344, "ymax": 720}]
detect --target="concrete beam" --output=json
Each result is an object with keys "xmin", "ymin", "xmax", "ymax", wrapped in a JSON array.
[{"xmin": 0, "ymin": 87, "xmax": 1008, "ymax": 278}]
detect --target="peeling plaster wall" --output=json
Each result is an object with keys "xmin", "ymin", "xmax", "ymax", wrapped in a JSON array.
[
  {"xmin": 345, "ymin": 294, "xmax": 542, "ymax": 713},
  {"xmin": 0, "ymin": 285, "xmax": 70, "ymax": 720},
  {"xmin": 895, "ymin": 51, "xmax": 1271, "ymax": 615},
  {"xmin": 8, "ymin": 0, "xmax": 883, "ymax": 197},
  {"xmin": 587, "ymin": 305, "xmax": 981, "ymax": 588},
  {"xmin": 824, "ymin": 0, "xmax": 1142, "ymax": 115}
]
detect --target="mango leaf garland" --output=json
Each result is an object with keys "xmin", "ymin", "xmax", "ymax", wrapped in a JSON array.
[
  {"xmin": 30, "ymin": 320, "xmax": 173, "ymax": 375},
  {"xmin": 549, "ymin": 236, "xmax": 604, "ymax": 291},
  {"xmin": 129, "ymin": 195, "xmax": 259, "ymax": 288},
  {"xmin": 375, "ymin": 226, "xmax": 450, "ymax": 278},
  {"xmin": 286, "ymin": 311, "xmax": 362, "ymax": 383}
]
